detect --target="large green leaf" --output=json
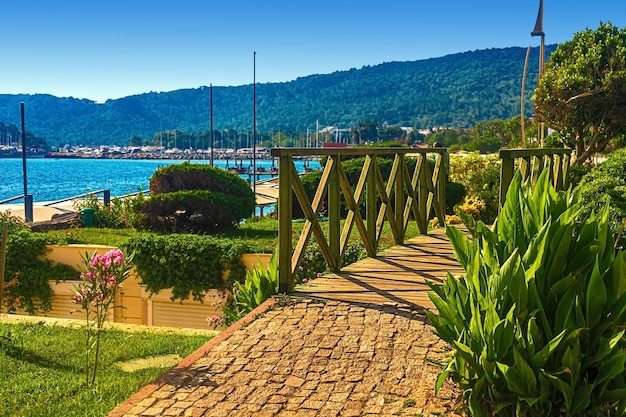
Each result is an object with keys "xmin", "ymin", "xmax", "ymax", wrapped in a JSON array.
[
  {"xmin": 446, "ymin": 225, "xmax": 472, "ymax": 269},
  {"xmin": 496, "ymin": 351, "xmax": 537, "ymax": 399},
  {"xmin": 608, "ymin": 250, "xmax": 626, "ymax": 305},
  {"xmin": 521, "ymin": 219, "xmax": 550, "ymax": 280},
  {"xmin": 495, "ymin": 172, "xmax": 527, "ymax": 254},
  {"xmin": 490, "ymin": 248, "xmax": 519, "ymax": 302},
  {"xmin": 595, "ymin": 350, "xmax": 626, "ymax": 385},
  {"xmin": 570, "ymin": 384, "xmax": 594, "ymax": 414},
  {"xmin": 587, "ymin": 330, "xmax": 626, "ymax": 366},
  {"xmin": 532, "ymin": 329, "xmax": 567, "ymax": 370},
  {"xmin": 493, "ymin": 305, "xmax": 516, "ymax": 360},
  {"xmin": 544, "ymin": 223, "xmax": 574, "ymax": 285},
  {"xmin": 586, "ymin": 257, "xmax": 608, "ymax": 328},
  {"xmin": 553, "ymin": 282, "xmax": 579, "ymax": 335},
  {"xmin": 542, "ymin": 371, "xmax": 574, "ymax": 411},
  {"xmin": 598, "ymin": 387, "xmax": 626, "ymax": 404}
]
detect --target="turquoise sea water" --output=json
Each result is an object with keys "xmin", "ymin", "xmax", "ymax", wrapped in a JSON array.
[{"xmin": 0, "ymin": 158, "xmax": 318, "ymax": 203}]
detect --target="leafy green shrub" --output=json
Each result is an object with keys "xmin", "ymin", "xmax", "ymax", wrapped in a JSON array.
[
  {"xmin": 1, "ymin": 213, "xmax": 78, "ymax": 314},
  {"xmin": 445, "ymin": 181, "xmax": 466, "ymax": 215},
  {"xmin": 297, "ymin": 240, "xmax": 366, "ymax": 283},
  {"xmin": 295, "ymin": 157, "xmax": 396, "ymax": 219},
  {"xmin": 427, "ymin": 170, "xmax": 626, "ymax": 416},
  {"xmin": 449, "ymin": 152, "xmax": 500, "ymax": 223},
  {"xmin": 219, "ymin": 252, "xmax": 279, "ymax": 326},
  {"xmin": 74, "ymin": 192, "xmax": 146, "ymax": 228},
  {"xmin": 134, "ymin": 162, "xmax": 255, "ymax": 233},
  {"xmin": 134, "ymin": 190, "xmax": 253, "ymax": 233},
  {"xmin": 568, "ymin": 162, "xmax": 592, "ymax": 188},
  {"xmin": 576, "ymin": 148, "xmax": 626, "ymax": 249},
  {"xmin": 124, "ymin": 233, "xmax": 250, "ymax": 302}
]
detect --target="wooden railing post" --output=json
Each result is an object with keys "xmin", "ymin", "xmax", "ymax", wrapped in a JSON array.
[
  {"xmin": 395, "ymin": 154, "xmax": 406, "ymax": 243},
  {"xmin": 366, "ymin": 156, "xmax": 377, "ymax": 252},
  {"xmin": 418, "ymin": 155, "xmax": 429, "ymax": 234},
  {"xmin": 328, "ymin": 153, "xmax": 341, "ymax": 271},
  {"xmin": 278, "ymin": 152, "xmax": 293, "ymax": 292},
  {"xmin": 499, "ymin": 149, "xmax": 515, "ymax": 208},
  {"xmin": 434, "ymin": 152, "xmax": 446, "ymax": 227}
]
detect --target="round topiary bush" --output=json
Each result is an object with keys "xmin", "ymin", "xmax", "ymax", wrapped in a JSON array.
[{"xmin": 134, "ymin": 162, "xmax": 255, "ymax": 233}]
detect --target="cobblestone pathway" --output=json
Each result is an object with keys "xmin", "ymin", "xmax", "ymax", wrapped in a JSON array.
[{"xmin": 109, "ymin": 298, "xmax": 461, "ymax": 417}]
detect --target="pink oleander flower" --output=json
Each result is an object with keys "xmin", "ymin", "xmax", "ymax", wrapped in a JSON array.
[
  {"xmin": 316, "ymin": 272, "xmax": 323, "ymax": 278},
  {"xmin": 72, "ymin": 248, "xmax": 134, "ymax": 386}
]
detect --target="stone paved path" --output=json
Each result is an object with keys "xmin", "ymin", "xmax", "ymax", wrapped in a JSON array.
[{"xmin": 109, "ymin": 298, "xmax": 461, "ymax": 417}]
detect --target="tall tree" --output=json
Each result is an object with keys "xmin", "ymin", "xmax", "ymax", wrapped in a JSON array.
[{"xmin": 534, "ymin": 22, "xmax": 626, "ymax": 164}]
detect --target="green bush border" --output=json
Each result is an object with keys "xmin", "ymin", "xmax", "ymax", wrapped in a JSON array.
[
  {"xmin": 1, "ymin": 213, "xmax": 78, "ymax": 314},
  {"xmin": 124, "ymin": 233, "xmax": 251, "ymax": 302}
]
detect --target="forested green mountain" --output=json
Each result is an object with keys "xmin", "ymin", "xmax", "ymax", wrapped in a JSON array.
[{"xmin": 0, "ymin": 45, "xmax": 555, "ymax": 147}]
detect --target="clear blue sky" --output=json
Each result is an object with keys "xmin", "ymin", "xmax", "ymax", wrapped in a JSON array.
[{"xmin": 2, "ymin": 0, "xmax": 625, "ymax": 103}]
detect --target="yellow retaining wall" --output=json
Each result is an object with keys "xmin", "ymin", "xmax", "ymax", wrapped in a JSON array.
[{"xmin": 13, "ymin": 245, "xmax": 272, "ymax": 330}]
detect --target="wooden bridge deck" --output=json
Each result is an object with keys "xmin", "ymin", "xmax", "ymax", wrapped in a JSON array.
[{"xmin": 293, "ymin": 227, "xmax": 465, "ymax": 310}]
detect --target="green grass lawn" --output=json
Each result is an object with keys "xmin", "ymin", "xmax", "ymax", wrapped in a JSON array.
[{"xmin": 0, "ymin": 321, "xmax": 210, "ymax": 417}]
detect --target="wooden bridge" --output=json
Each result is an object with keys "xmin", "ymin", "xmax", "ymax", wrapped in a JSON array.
[{"xmin": 271, "ymin": 147, "xmax": 572, "ymax": 296}]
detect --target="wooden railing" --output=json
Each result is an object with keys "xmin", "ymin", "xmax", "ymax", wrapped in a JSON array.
[
  {"xmin": 271, "ymin": 147, "xmax": 448, "ymax": 292},
  {"xmin": 499, "ymin": 148, "xmax": 572, "ymax": 206}
]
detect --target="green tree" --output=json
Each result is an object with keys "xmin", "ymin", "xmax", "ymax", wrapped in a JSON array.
[
  {"xmin": 534, "ymin": 22, "xmax": 626, "ymax": 164},
  {"xmin": 353, "ymin": 119, "xmax": 379, "ymax": 144},
  {"xmin": 128, "ymin": 135, "xmax": 143, "ymax": 146}
]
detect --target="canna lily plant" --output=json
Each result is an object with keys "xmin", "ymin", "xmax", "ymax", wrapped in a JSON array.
[
  {"xmin": 219, "ymin": 251, "xmax": 279, "ymax": 326},
  {"xmin": 427, "ymin": 169, "xmax": 626, "ymax": 416}
]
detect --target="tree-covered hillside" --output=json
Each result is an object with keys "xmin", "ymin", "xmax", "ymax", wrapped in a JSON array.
[{"xmin": 0, "ymin": 45, "xmax": 554, "ymax": 147}]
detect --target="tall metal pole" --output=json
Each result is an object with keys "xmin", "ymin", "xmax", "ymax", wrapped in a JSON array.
[
  {"xmin": 210, "ymin": 83, "xmax": 214, "ymax": 166},
  {"xmin": 20, "ymin": 103, "xmax": 32, "ymax": 222},
  {"xmin": 253, "ymin": 51, "xmax": 257, "ymax": 198},
  {"xmin": 521, "ymin": 46, "xmax": 531, "ymax": 145},
  {"xmin": 20, "ymin": 103, "xmax": 27, "ymax": 197},
  {"xmin": 531, "ymin": 0, "xmax": 545, "ymax": 146}
]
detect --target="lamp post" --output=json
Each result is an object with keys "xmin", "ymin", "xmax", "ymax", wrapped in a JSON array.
[
  {"xmin": 253, "ymin": 51, "xmax": 257, "ymax": 197},
  {"xmin": 531, "ymin": 0, "xmax": 545, "ymax": 146}
]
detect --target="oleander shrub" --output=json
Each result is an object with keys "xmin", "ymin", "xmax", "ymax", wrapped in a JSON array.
[
  {"xmin": 1, "ymin": 212, "xmax": 78, "ymax": 314},
  {"xmin": 124, "ymin": 233, "xmax": 250, "ymax": 302},
  {"xmin": 427, "ymin": 169, "xmax": 626, "ymax": 416},
  {"xmin": 134, "ymin": 162, "xmax": 255, "ymax": 233},
  {"xmin": 576, "ymin": 148, "xmax": 626, "ymax": 249}
]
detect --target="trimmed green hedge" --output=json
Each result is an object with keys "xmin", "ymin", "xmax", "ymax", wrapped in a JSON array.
[{"xmin": 124, "ymin": 233, "xmax": 251, "ymax": 302}]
